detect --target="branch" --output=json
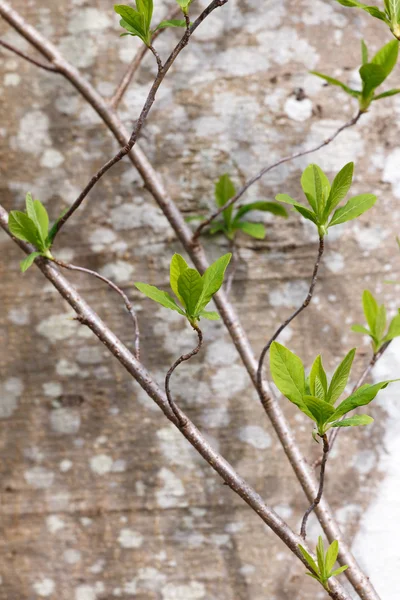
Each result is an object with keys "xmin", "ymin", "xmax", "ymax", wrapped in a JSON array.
[
  {"xmin": 109, "ymin": 6, "xmax": 182, "ymax": 109},
  {"xmin": 165, "ymin": 324, "xmax": 203, "ymax": 427},
  {"xmin": 0, "ymin": 6, "xmax": 379, "ymax": 598},
  {"xmin": 257, "ymin": 236, "xmax": 325, "ymax": 390},
  {"xmin": 51, "ymin": 0, "xmax": 228, "ymax": 240},
  {"xmin": 301, "ymin": 434, "xmax": 330, "ymax": 539},
  {"xmin": 0, "ymin": 38, "xmax": 59, "ymax": 72},
  {"xmin": 51, "ymin": 257, "xmax": 140, "ymax": 359},
  {"xmin": 192, "ymin": 112, "xmax": 363, "ymax": 242},
  {"xmin": 0, "ymin": 203, "xmax": 351, "ymax": 600}
]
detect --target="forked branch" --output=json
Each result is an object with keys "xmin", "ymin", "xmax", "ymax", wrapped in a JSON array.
[{"xmin": 301, "ymin": 434, "xmax": 330, "ymax": 539}]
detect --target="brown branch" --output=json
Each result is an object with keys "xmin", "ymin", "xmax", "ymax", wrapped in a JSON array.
[
  {"xmin": 0, "ymin": 203, "xmax": 351, "ymax": 600},
  {"xmin": 0, "ymin": 6, "xmax": 380, "ymax": 598},
  {"xmin": 257, "ymin": 236, "xmax": 325, "ymax": 390},
  {"xmin": 0, "ymin": 38, "xmax": 59, "ymax": 72},
  {"xmin": 165, "ymin": 323, "xmax": 203, "ymax": 427},
  {"xmin": 51, "ymin": 257, "xmax": 140, "ymax": 359},
  {"xmin": 109, "ymin": 6, "xmax": 182, "ymax": 109},
  {"xmin": 301, "ymin": 434, "xmax": 330, "ymax": 539},
  {"xmin": 192, "ymin": 112, "xmax": 363, "ymax": 242},
  {"xmin": 51, "ymin": 0, "xmax": 228, "ymax": 240}
]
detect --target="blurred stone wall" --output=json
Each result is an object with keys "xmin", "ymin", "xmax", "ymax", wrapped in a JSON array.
[{"xmin": 1, "ymin": 0, "xmax": 400, "ymax": 599}]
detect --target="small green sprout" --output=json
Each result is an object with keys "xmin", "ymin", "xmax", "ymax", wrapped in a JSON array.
[
  {"xmin": 312, "ymin": 39, "xmax": 400, "ymax": 112},
  {"xmin": 135, "ymin": 253, "xmax": 231, "ymax": 325},
  {"xmin": 276, "ymin": 162, "xmax": 376, "ymax": 237},
  {"xmin": 352, "ymin": 290, "xmax": 400, "ymax": 352},
  {"xmin": 114, "ymin": 2, "xmax": 186, "ymax": 46},
  {"xmin": 334, "ymin": 0, "xmax": 400, "ymax": 40},
  {"xmin": 8, "ymin": 193, "xmax": 66, "ymax": 272},
  {"xmin": 175, "ymin": 0, "xmax": 193, "ymax": 15},
  {"xmin": 299, "ymin": 537, "xmax": 348, "ymax": 591},
  {"xmin": 269, "ymin": 341, "xmax": 399, "ymax": 437}
]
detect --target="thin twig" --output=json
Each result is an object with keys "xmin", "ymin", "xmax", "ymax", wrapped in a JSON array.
[
  {"xmin": 51, "ymin": 0, "xmax": 227, "ymax": 241},
  {"xmin": 192, "ymin": 112, "xmax": 363, "ymax": 242},
  {"xmin": 301, "ymin": 434, "xmax": 330, "ymax": 539},
  {"xmin": 109, "ymin": 6, "xmax": 181, "ymax": 109},
  {"xmin": 0, "ymin": 38, "xmax": 59, "ymax": 72},
  {"xmin": 149, "ymin": 44, "xmax": 163, "ymax": 72},
  {"xmin": 51, "ymin": 257, "xmax": 140, "ymax": 359},
  {"xmin": 165, "ymin": 323, "xmax": 203, "ymax": 428},
  {"xmin": 257, "ymin": 236, "xmax": 325, "ymax": 390}
]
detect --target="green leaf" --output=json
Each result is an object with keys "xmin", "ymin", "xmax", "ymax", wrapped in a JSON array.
[
  {"xmin": 301, "ymin": 164, "xmax": 330, "ymax": 216},
  {"xmin": 209, "ymin": 222, "xmax": 228, "ymax": 236},
  {"xmin": 383, "ymin": 313, "xmax": 400, "ymax": 342},
  {"xmin": 136, "ymin": 0, "xmax": 153, "ymax": 32},
  {"xmin": 363, "ymin": 290, "xmax": 379, "ymax": 334},
  {"xmin": 360, "ymin": 64, "xmax": 387, "ymax": 97},
  {"xmin": 176, "ymin": 0, "xmax": 193, "ymax": 13},
  {"xmin": 326, "ymin": 348, "xmax": 356, "ymax": 404},
  {"xmin": 275, "ymin": 194, "xmax": 318, "ymax": 225},
  {"xmin": 26, "ymin": 194, "xmax": 49, "ymax": 248},
  {"xmin": 316, "ymin": 537, "xmax": 326, "ymax": 579},
  {"xmin": 135, "ymin": 282, "xmax": 185, "ymax": 315},
  {"xmin": 154, "ymin": 19, "xmax": 186, "ymax": 31},
  {"xmin": 302, "ymin": 395, "xmax": 336, "ymax": 428},
  {"xmin": 330, "ymin": 565, "xmax": 349, "ymax": 577},
  {"xmin": 387, "ymin": 0, "xmax": 400, "ymax": 21},
  {"xmin": 373, "ymin": 88, "xmax": 400, "ymax": 100},
  {"xmin": 371, "ymin": 39, "xmax": 399, "ymax": 78},
  {"xmin": 309, "ymin": 355, "xmax": 328, "ymax": 399},
  {"xmin": 298, "ymin": 545, "xmax": 320, "ymax": 576},
  {"xmin": 330, "ymin": 414, "xmax": 374, "ymax": 427},
  {"xmin": 234, "ymin": 201, "xmax": 288, "ymax": 221},
  {"xmin": 270, "ymin": 342, "xmax": 306, "ymax": 407},
  {"xmin": 330, "ymin": 380, "xmax": 399, "ymax": 420},
  {"xmin": 8, "ymin": 211, "xmax": 42, "ymax": 248},
  {"xmin": 200, "ymin": 310, "xmax": 220, "ymax": 321},
  {"xmin": 361, "ymin": 40, "xmax": 369, "ymax": 65},
  {"xmin": 170, "ymin": 253, "xmax": 190, "ymax": 304},
  {"xmin": 328, "ymin": 194, "xmax": 376, "ymax": 227},
  {"xmin": 215, "ymin": 174, "xmax": 236, "ymax": 229},
  {"xmin": 325, "ymin": 540, "xmax": 339, "ymax": 575},
  {"xmin": 46, "ymin": 207, "xmax": 69, "ymax": 246},
  {"xmin": 20, "ymin": 251, "xmax": 42, "ymax": 273},
  {"xmin": 334, "ymin": 0, "xmax": 389, "ymax": 22},
  {"xmin": 375, "ymin": 304, "xmax": 387, "ymax": 341},
  {"xmin": 194, "ymin": 253, "xmax": 232, "ymax": 314},
  {"xmin": 177, "ymin": 268, "xmax": 203, "ymax": 317},
  {"xmin": 351, "ymin": 324, "xmax": 371, "ymax": 336},
  {"xmin": 234, "ymin": 221, "xmax": 265, "ymax": 239},
  {"xmin": 310, "ymin": 72, "xmax": 360, "ymax": 98},
  {"xmin": 324, "ymin": 162, "xmax": 354, "ymax": 217},
  {"xmin": 114, "ymin": 5, "xmax": 149, "ymax": 43}
]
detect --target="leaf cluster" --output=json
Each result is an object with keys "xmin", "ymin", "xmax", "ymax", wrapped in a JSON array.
[
  {"xmin": 352, "ymin": 290, "xmax": 400, "ymax": 352},
  {"xmin": 334, "ymin": 0, "xmax": 400, "ymax": 39},
  {"xmin": 312, "ymin": 40, "xmax": 400, "ymax": 111},
  {"xmin": 114, "ymin": 2, "xmax": 186, "ymax": 45},
  {"xmin": 276, "ymin": 163, "xmax": 376, "ymax": 237},
  {"xmin": 8, "ymin": 193, "xmax": 63, "ymax": 272},
  {"xmin": 299, "ymin": 537, "xmax": 348, "ymax": 591},
  {"xmin": 190, "ymin": 174, "xmax": 287, "ymax": 240},
  {"xmin": 135, "ymin": 253, "xmax": 231, "ymax": 324},
  {"xmin": 270, "ymin": 341, "xmax": 398, "ymax": 436}
]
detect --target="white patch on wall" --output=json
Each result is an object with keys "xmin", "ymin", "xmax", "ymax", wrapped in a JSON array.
[
  {"xmin": 60, "ymin": 459, "xmax": 73, "ymax": 473},
  {"xmin": 15, "ymin": 110, "xmax": 50, "ymax": 154},
  {"xmin": 118, "ymin": 528, "xmax": 144, "ymax": 549},
  {"xmin": 50, "ymin": 408, "xmax": 81, "ymax": 435},
  {"xmin": 37, "ymin": 313, "xmax": 78, "ymax": 342},
  {"xmin": 110, "ymin": 202, "xmax": 170, "ymax": 234},
  {"xmin": 24, "ymin": 466, "xmax": 54, "ymax": 489},
  {"xmin": 68, "ymin": 8, "xmax": 111, "ymax": 33},
  {"xmin": 162, "ymin": 581, "xmax": 206, "ymax": 600},
  {"xmin": 284, "ymin": 97, "xmax": 313, "ymax": 122},
  {"xmin": 58, "ymin": 35, "xmax": 97, "ymax": 69},
  {"xmin": 239, "ymin": 425, "xmax": 272, "ymax": 450},
  {"xmin": 383, "ymin": 148, "xmax": 400, "ymax": 198},
  {"xmin": 0, "ymin": 377, "xmax": 23, "ymax": 418},
  {"xmin": 352, "ymin": 338, "xmax": 400, "ymax": 598},
  {"xmin": 156, "ymin": 427, "xmax": 197, "ymax": 468},
  {"xmin": 33, "ymin": 578, "xmax": 55, "ymax": 597},
  {"xmin": 353, "ymin": 224, "xmax": 388, "ymax": 252},
  {"xmin": 205, "ymin": 338, "xmax": 238, "ymax": 366},
  {"xmin": 199, "ymin": 406, "xmax": 231, "ymax": 429},
  {"xmin": 56, "ymin": 359, "xmax": 80, "ymax": 377},
  {"xmin": 40, "ymin": 148, "xmax": 65, "ymax": 169},
  {"xmin": 64, "ymin": 549, "xmax": 82, "ymax": 564},
  {"xmin": 4, "ymin": 72, "xmax": 20, "ymax": 86},
  {"xmin": 269, "ymin": 280, "xmax": 309, "ymax": 308},
  {"xmin": 8, "ymin": 306, "xmax": 30, "ymax": 325},
  {"xmin": 90, "ymin": 455, "xmax": 113, "ymax": 476},
  {"xmin": 75, "ymin": 585, "xmax": 97, "ymax": 600},
  {"xmin": 257, "ymin": 27, "xmax": 319, "ymax": 69},
  {"xmin": 324, "ymin": 251, "xmax": 345, "ymax": 274},
  {"xmin": 43, "ymin": 382, "xmax": 63, "ymax": 398},
  {"xmin": 303, "ymin": 120, "xmax": 364, "ymax": 172},
  {"xmin": 100, "ymin": 261, "xmax": 134, "ymax": 284},
  {"xmin": 156, "ymin": 468, "xmax": 187, "ymax": 509},
  {"xmin": 46, "ymin": 515, "xmax": 65, "ymax": 534},
  {"xmin": 77, "ymin": 346, "xmax": 103, "ymax": 365},
  {"xmin": 211, "ymin": 365, "xmax": 247, "ymax": 400},
  {"xmin": 88, "ymin": 227, "xmax": 117, "ymax": 253}
]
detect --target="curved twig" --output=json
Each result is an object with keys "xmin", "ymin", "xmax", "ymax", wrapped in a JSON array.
[
  {"xmin": 0, "ymin": 38, "xmax": 59, "ymax": 72},
  {"xmin": 165, "ymin": 323, "xmax": 203, "ymax": 428},
  {"xmin": 257, "ymin": 236, "xmax": 325, "ymax": 390},
  {"xmin": 301, "ymin": 434, "xmax": 330, "ymax": 539},
  {"xmin": 51, "ymin": 257, "xmax": 140, "ymax": 359},
  {"xmin": 192, "ymin": 112, "xmax": 363, "ymax": 242}
]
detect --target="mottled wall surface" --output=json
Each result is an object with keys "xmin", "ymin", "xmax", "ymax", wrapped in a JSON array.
[{"xmin": 1, "ymin": 1, "xmax": 400, "ymax": 599}]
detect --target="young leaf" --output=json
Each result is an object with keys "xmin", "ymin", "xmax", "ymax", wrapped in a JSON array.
[
  {"xmin": 334, "ymin": 0, "xmax": 389, "ymax": 22},
  {"xmin": 177, "ymin": 268, "xmax": 203, "ymax": 317},
  {"xmin": 170, "ymin": 253, "xmax": 190, "ymax": 304},
  {"xmin": 328, "ymin": 194, "xmax": 376, "ymax": 227},
  {"xmin": 46, "ymin": 207, "xmax": 69, "ymax": 246},
  {"xmin": 326, "ymin": 348, "xmax": 356, "ymax": 404},
  {"xmin": 20, "ymin": 251, "xmax": 42, "ymax": 273},
  {"xmin": 8, "ymin": 211, "xmax": 42, "ymax": 248},
  {"xmin": 363, "ymin": 290, "xmax": 379, "ymax": 334},
  {"xmin": 234, "ymin": 221, "xmax": 265, "ymax": 239},
  {"xmin": 298, "ymin": 545, "xmax": 320, "ymax": 576},
  {"xmin": 316, "ymin": 537, "xmax": 326, "ymax": 580},
  {"xmin": 234, "ymin": 201, "xmax": 288, "ymax": 221},
  {"xmin": 371, "ymin": 39, "xmax": 399, "ymax": 78},
  {"xmin": 375, "ymin": 304, "xmax": 387, "ymax": 342},
  {"xmin": 325, "ymin": 540, "xmax": 339, "ymax": 575},
  {"xmin": 351, "ymin": 324, "xmax": 371, "ymax": 336},
  {"xmin": 275, "ymin": 194, "xmax": 318, "ymax": 225},
  {"xmin": 324, "ymin": 162, "xmax": 354, "ymax": 217},
  {"xmin": 374, "ymin": 88, "xmax": 400, "ymax": 100},
  {"xmin": 361, "ymin": 39, "xmax": 369, "ymax": 65},
  {"xmin": 200, "ymin": 310, "xmax": 220, "ymax": 321},
  {"xmin": 302, "ymin": 395, "xmax": 336, "ymax": 428},
  {"xmin": 329, "ymin": 380, "xmax": 398, "ymax": 420},
  {"xmin": 301, "ymin": 164, "xmax": 330, "ymax": 215},
  {"xmin": 360, "ymin": 64, "xmax": 387, "ymax": 99},
  {"xmin": 194, "ymin": 253, "xmax": 232, "ymax": 314},
  {"xmin": 176, "ymin": 0, "xmax": 193, "ymax": 13},
  {"xmin": 25, "ymin": 193, "xmax": 49, "ymax": 247},
  {"xmin": 135, "ymin": 282, "xmax": 185, "ymax": 315},
  {"xmin": 330, "ymin": 565, "xmax": 349, "ymax": 577},
  {"xmin": 383, "ymin": 313, "xmax": 400, "ymax": 342},
  {"xmin": 270, "ymin": 342, "xmax": 306, "ymax": 406},
  {"xmin": 154, "ymin": 19, "xmax": 186, "ymax": 31},
  {"xmin": 215, "ymin": 174, "xmax": 236, "ymax": 229},
  {"xmin": 136, "ymin": 0, "xmax": 153, "ymax": 32},
  {"xmin": 330, "ymin": 414, "xmax": 374, "ymax": 427},
  {"xmin": 309, "ymin": 355, "xmax": 328, "ymax": 399},
  {"xmin": 114, "ymin": 5, "xmax": 149, "ymax": 44},
  {"xmin": 310, "ymin": 72, "xmax": 360, "ymax": 98}
]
